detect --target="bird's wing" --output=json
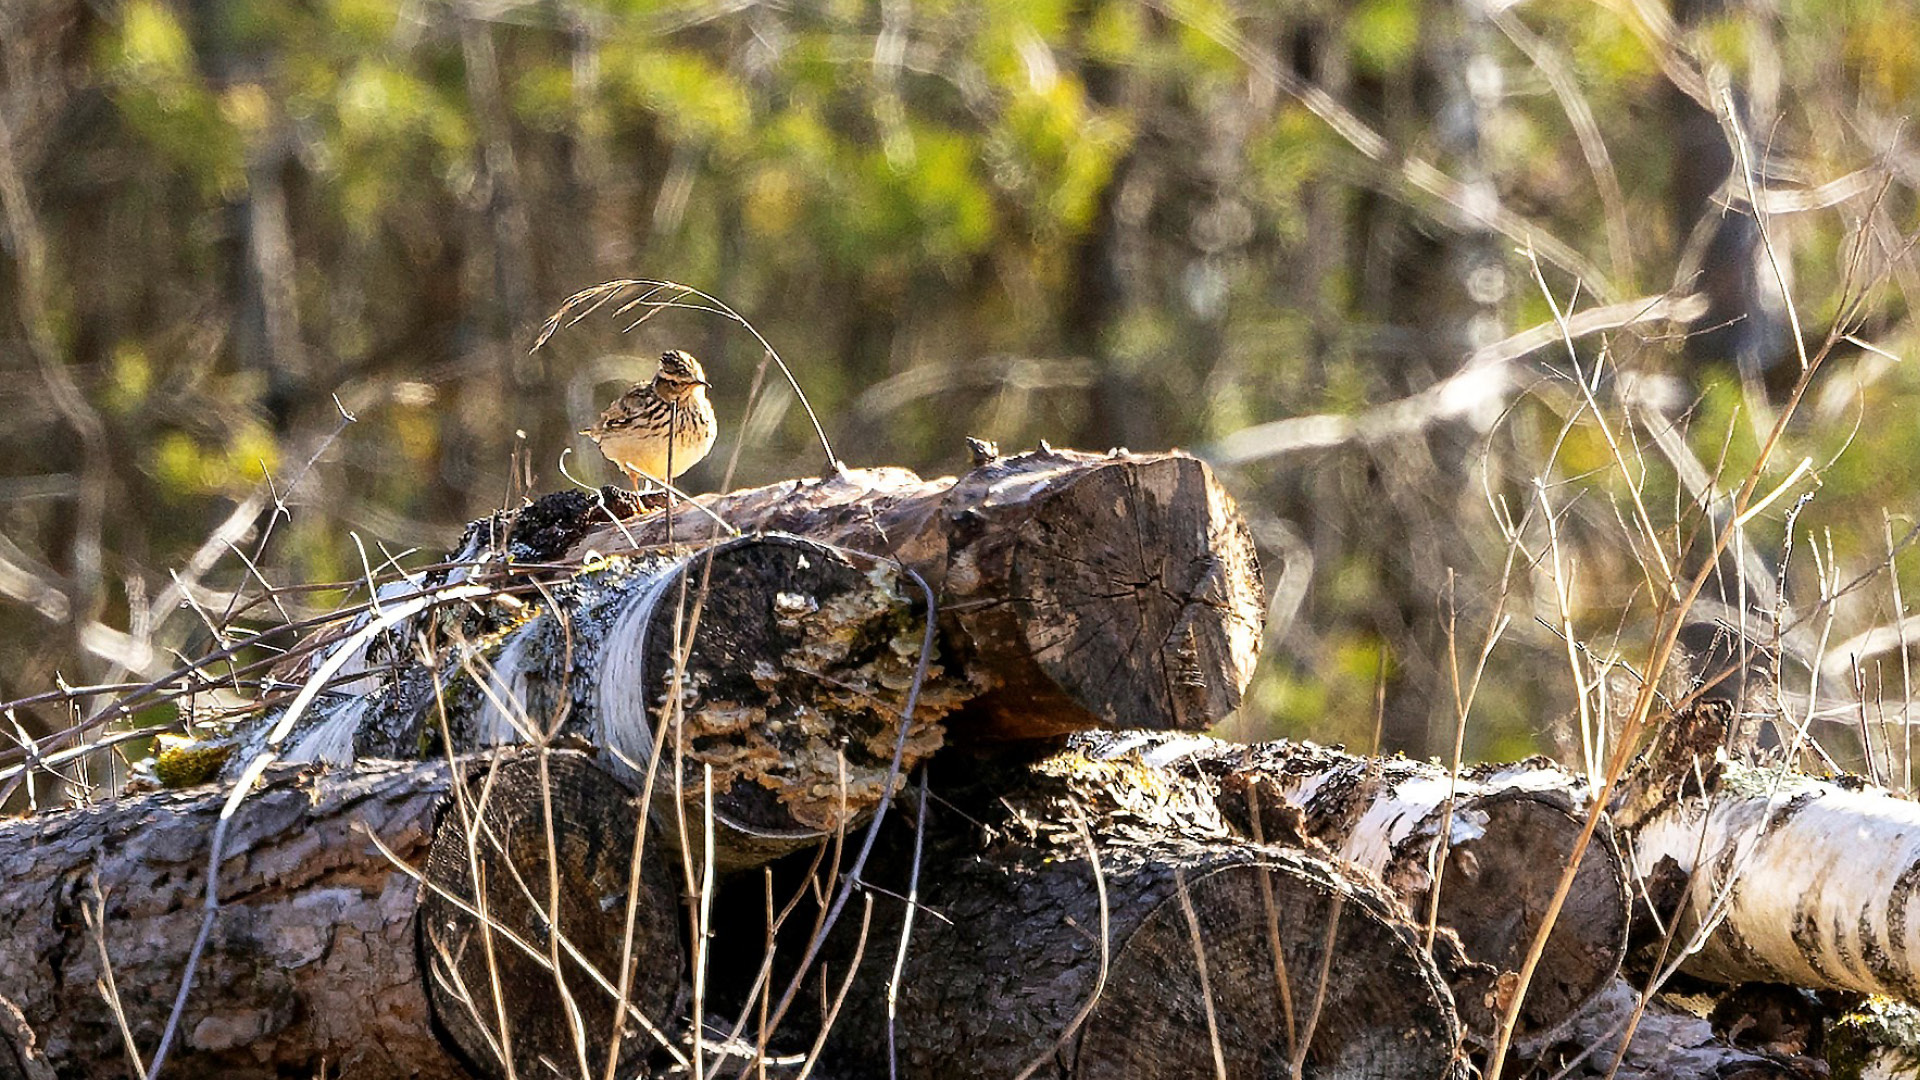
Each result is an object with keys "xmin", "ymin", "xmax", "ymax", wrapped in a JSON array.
[{"xmin": 589, "ymin": 385, "xmax": 650, "ymax": 435}]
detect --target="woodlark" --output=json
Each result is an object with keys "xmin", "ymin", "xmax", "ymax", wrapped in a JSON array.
[{"xmin": 583, "ymin": 349, "xmax": 717, "ymax": 491}]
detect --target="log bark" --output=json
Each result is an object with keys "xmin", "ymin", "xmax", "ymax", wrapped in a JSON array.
[
  {"xmin": 0, "ymin": 758, "xmax": 456, "ymax": 1079},
  {"xmin": 0, "ymin": 995, "xmax": 58, "ymax": 1080},
  {"xmin": 0, "ymin": 749, "xmax": 682, "ymax": 1080},
  {"xmin": 1070, "ymin": 732, "xmax": 1630, "ymax": 1042},
  {"xmin": 1617, "ymin": 703, "xmax": 1920, "ymax": 1000},
  {"xmin": 260, "ymin": 445, "xmax": 1265, "ymax": 867},
  {"xmin": 565, "ymin": 445, "xmax": 1266, "ymax": 740},
  {"xmin": 265, "ymin": 534, "xmax": 962, "ymax": 871},
  {"xmin": 793, "ymin": 747, "xmax": 1467, "ymax": 1079}
]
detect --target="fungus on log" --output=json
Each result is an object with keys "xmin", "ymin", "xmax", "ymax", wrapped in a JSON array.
[
  {"xmin": 1617, "ymin": 702, "xmax": 1920, "ymax": 999},
  {"xmin": 1067, "ymin": 732, "xmax": 1630, "ymax": 1042},
  {"xmin": 566, "ymin": 446, "xmax": 1266, "ymax": 740},
  {"xmin": 265, "ymin": 534, "xmax": 961, "ymax": 871},
  {"xmin": 794, "ymin": 746, "xmax": 1467, "ymax": 1079},
  {"xmin": 0, "ymin": 749, "xmax": 680, "ymax": 1080}
]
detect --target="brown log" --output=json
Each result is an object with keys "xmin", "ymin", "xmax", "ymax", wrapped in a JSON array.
[
  {"xmin": 265, "ymin": 534, "xmax": 963, "ymax": 872},
  {"xmin": 565, "ymin": 445, "xmax": 1266, "ymax": 740},
  {"xmin": 787, "ymin": 748, "xmax": 1466, "ymax": 1079},
  {"xmin": 1092, "ymin": 733, "xmax": 1631, "ymax": 1042},
  {"xmin": 0, "ymin": 749, "xmax": 682, "ymax": 1080}
]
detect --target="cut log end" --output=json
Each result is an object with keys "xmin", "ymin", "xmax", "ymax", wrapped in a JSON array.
[
  {"xmin": 1429, "ymin": 794, "xmax": 1629, "ymax": 1038},
  {"xmin": 1202, "ymin": 743, "xmax": 1628, "ymax": 1041},
  {"xmin": 812, "ymin": 751, "xmax": 1464, "ymax": 1080},
  {"xmin": 557, "ymin": 446, "xmax": 1265, "ymax": 741},
  {"xmin": 1073, "ymin": 854, "xmax": 1462, "ymax": 1080},
  {"xmin": 959, "ymin": 452, "xmax": 1264, "ymax": 738},
  {"xmin": 419, "ymin": 751, "xmax": 682, "ymax": 1080}
]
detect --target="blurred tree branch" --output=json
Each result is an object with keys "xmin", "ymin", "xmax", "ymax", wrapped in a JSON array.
[{"xmin": 1208, "ymin": 292, "xmax": 1707, "ymax": 464}]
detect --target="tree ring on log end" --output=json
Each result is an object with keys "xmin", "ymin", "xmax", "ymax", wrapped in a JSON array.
[
  {"xmin": 1075, "ymin": 850, "xmax": 1460, "ymax": 1079},
  {"xmin": 1427, "ymin": 795, "xmax": 1629, "ymax": 1040},
  {"xmin": 968, "ymin": 454, "xmax": 1263, "ymax": 736},
  {"xmin": 418, "ymin": 750, "xmax": 681, "ymax": 1080},
  {"xmin": 846, "ymin": 828, "xmax": 1461, "ymax": 1079},
  {"xmin": 598, "ymin": 534, "xmax": 958, "ymax": 867}
]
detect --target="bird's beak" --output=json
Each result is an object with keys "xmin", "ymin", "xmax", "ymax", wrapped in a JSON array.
[{"xmin": 695, "ymin": 379, "xmax": 712, "ymax": 388}]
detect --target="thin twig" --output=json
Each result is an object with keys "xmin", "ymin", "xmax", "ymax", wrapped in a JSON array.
[
  {"xmin": 83, "ymin": 876, "xmax": 149, "ymax": 1080},
  {"xmin": 1174, "ymin": 868, "xmax": 1229, "ymax": 1080},
  {"xmin": 1011, "ymin": 805, "xmax": 1110, "ymax": 1080},
  {"xmin": 884, "ymin": 768, "xmax": 930, "ymax": 1080}
]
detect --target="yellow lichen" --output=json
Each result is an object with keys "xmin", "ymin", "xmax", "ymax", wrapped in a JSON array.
[{"xmin": 153, "ymin": 735, "xmax": 236, "ymax": 788}]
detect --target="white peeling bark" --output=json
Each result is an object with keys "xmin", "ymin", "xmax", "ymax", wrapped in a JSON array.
[{"xmin": 1629, "ymin": 762, "xmax": 1920, "ymax": 998}]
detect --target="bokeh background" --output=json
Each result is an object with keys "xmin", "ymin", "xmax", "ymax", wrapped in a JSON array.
[{"xmin": 4, "ymin": 0, "xmax": 1919, "ymax": 772}]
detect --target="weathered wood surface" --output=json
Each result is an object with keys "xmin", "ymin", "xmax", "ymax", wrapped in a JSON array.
[
  {"xmin": 0, "ymin": 759, "xmax": 458, "ymax": 1079},
  {"xmin": 1523, "ymin": 978, "xmax": 1822, "ymax": 1079},
  {"xmin": 1067, "ymin": 732, "xmax": 1630, "ymax": 1042},
  {"xmin": 565, "ymin": 446, "xmax": 1266, "ymax": 740},
  {"xmin": 266, "ymin": 534, "xmax": 961, "ymax": 871},
  {"xmin": 788, "ymin": 746, "xmax": 1468, "ymax": 1079},
  {"xmin": 418, "ymin": 751, "xmax": 683, "ymax": 1080},
  {"xmin": 0, "ymin": 749, "xmax": 683, "ymax": 1080}
]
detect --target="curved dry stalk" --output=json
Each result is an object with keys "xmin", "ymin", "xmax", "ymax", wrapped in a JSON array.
[
  {"xmin": 533, "ymin": 278, "xmax": 839, "ymax": 471},
  {"xmin": 1009, "ymin": 806, "xmax": 1110, "ymax": 1080},
  {"xmin": 884, "ymin": 768, "xmax": 930, "ymax": 1080},
  {"xmin": 795, "ymin": 896, "xmax": 874, "ymax": 1080},
  {"xmin": 1173, "ymin": 868, "xmax": 1230, "ymax": 1080}
]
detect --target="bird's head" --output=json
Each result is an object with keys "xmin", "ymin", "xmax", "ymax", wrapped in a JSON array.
[{"xmin": 652, "ymin": 349, "xmax": 711, "ymax": 400}]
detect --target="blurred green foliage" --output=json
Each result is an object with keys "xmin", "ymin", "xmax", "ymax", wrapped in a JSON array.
[{"xmin": 4, "ymin": 0, "xmax": 1920, "ymax": 773}]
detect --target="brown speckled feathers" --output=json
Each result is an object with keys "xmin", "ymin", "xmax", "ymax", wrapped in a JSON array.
[{"xmin": 584, "ymin": 349, "xmax": 717, "ymax": 486}]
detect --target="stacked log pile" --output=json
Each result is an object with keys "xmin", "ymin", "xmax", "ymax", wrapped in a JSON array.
[{"xmin": 1, "ymin": 446, "xmax": 1917, "ymax": 1079}]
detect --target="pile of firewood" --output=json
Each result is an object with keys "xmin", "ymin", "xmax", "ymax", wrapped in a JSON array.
[{"xmin": 3, "ymin": 446, "xmax": 1918, "ymax": 1079}]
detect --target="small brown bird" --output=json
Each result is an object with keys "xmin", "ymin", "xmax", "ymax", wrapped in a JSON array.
[{"xmin": 583, "ymin": 349, "xmax": 717, "ymax": 491}]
